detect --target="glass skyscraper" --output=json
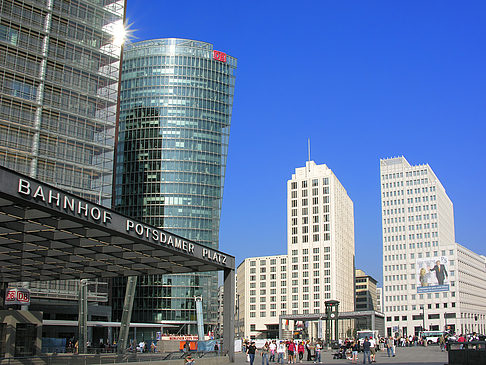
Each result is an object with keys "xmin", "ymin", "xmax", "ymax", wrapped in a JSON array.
[
  {"xmin": 113, "ymin": 38, "xmax": 237, "ymax": 334},
  {"xmin": 0, "ymin": 0, "xmax": 125, "ymax": 340},
  {"xmin": 0, "ymin": 0, "xmax": 124, "ymax": 204}
]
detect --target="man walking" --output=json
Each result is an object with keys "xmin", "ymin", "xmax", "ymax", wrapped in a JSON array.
[
  {"xmin": 362, "ymin": 337, "xmax": 371, "ymax": 364},
  {"xmin": 277, "ymin": 341, "xmax": 285, "ymax": 364},
  {"xmin": 369, "ymin": 336, "xmax": 376, "ymax": 363},
  {"xmin": 386, "ymin": 337, "xmax": 395, "ymax": 357},
  {"xmin": 247, "ymin": 341, "xmax": 257, "ymax": 365},
  {"xmin": 313, "ymin": 341, "xmax": 321, "ymax": 364}
]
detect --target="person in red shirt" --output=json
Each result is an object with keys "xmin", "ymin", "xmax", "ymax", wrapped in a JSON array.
[
  {"xmin": 287, "ymin": 341, "xmax": 296, "ymax": 364},
  {"xmin": 297, "ymin": 342, "xmax": 305, "ymax": 363}
]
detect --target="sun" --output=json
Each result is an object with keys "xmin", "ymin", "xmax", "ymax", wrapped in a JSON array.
[{"xmin": 112, "ymin": 19, "xmax": 136, "ymax": 47}]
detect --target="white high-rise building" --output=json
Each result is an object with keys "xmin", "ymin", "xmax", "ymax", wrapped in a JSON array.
[
  {"xmin": 381, "ymin": 156, "xmax": 486, "ymax": 337},
  {"xmin": 288, "ymin": 161, "xmax": 355, "ymax": 313},
  {"xmin": 237, "ymin": 161, "xmax": 355, "ymax": 339}
]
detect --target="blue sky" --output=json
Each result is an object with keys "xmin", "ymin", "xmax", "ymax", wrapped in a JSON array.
[{"xmin": 126, "ymin": 1, "xmax": 486, "ymax": 282}]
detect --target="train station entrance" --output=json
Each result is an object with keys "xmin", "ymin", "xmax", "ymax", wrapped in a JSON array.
[{"xmin": 0, "ymin": 166, "xmax": 235, "ymax": 361}]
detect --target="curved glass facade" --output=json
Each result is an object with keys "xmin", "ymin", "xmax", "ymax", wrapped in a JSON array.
[{"xmin": 113, "ymin": 39, "xmax": 236, "ymax": 332}]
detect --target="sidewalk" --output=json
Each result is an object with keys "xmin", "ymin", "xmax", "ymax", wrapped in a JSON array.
[{"xmin": 235, "ymin": 346, "xmax": 448, "ymax": 365}]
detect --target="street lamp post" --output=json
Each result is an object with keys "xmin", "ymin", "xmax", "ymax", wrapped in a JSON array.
[
  {"xmin": 236, "ymin": 294, "xmax": 240, "ymax": 339},
  {"xmin": 420, "ymin": 305, "xmax": 426, "ymax": 332}
]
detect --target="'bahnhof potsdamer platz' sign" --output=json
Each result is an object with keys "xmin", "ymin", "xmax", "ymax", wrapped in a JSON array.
[{"xmin": 0, "ymin": 165, "xmax": 234, "ymax": 282}]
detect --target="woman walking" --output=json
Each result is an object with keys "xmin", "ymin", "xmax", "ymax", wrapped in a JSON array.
[{"xmin": 262, "ymin": 342, "xmax": 270, "ymax": 365}]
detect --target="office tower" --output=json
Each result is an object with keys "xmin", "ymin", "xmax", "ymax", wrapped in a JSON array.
[
  {"xmin": 237, "ymin": 161, "xmax": 356, "ymax": 339},
  {"xmin": 113, "ymin": 39, "xmax": 237, "ymax": 335},
  {"xmin": 380, "ymin": 156, "xmax": 486, "ymax": 336},
  {"xmin": 355, "ymin": 269, "xmax": 378, "ymax": 331},
  {"xmin": 0, "ymin": 0, "xmax": 124, "ymax": 338},
  {"xmin": 288, "ymin": 161, "xmax": 355, "ymax": 314},
  {"xmin": 355, "ymin": 269, "xmax": 378, "ymax": 312}
]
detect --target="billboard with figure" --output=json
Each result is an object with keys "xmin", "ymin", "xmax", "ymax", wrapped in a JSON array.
[{"xmin": 416, "ymin": 256, "xmax": 449, "ymax": 293}]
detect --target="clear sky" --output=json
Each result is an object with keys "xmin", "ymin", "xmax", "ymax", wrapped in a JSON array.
[{"xmin": 125, "ymin": 1, "xmax": 486, "ymax": 283}]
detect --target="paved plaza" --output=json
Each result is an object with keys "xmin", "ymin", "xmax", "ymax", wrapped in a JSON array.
[{"xmin": 234, "ymin": 346, "xmax": 448, "ymax": 365}]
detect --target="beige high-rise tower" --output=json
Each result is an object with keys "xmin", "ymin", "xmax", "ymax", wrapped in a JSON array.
[
  {"xmin": 287, "ymin": 161, "xmax": 355, "ymax": 314},
  {"xmin": 236, "ymin": 161, "xmax": 356, "ymax": 339},
  {"xmin": 380, "ymin": 156, "xmax": 486, "ymax": 337}
]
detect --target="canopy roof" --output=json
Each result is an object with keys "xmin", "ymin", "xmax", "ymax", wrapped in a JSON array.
[{"xmin": 0, "ymin": 166, "xmax": 234, "ymax": 283}]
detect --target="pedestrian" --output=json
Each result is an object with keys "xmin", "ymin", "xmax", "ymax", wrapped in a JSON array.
[
  {"xmin": 313, "ymin": 341, "xmax": 321, "ymax": 364},
  {"xmin": 270, "ymin": 340, "xmax": 276, "ymax": 362},
  {"xmin": 386, "ymin": 337, "xmax": 395, "ymax": 357},
  {"xmin": 362, "ymin": 337, "xmax": 371, "ymax": 364},
  {"xmin": 369, "ymin": 336, "xmax": 376, "ymax": 363},
  {"xmin": 306, "ymin": 341, "xmax": 312, "ymax": 361},
  {"xmin": 297, "ymin": 342, "xmax": 305, "ymax": 363},
  {"xmin": 439, "ymin": 335, "xmax": 445, "ymax": 352},
  {"xmin": 185, "ymin": 354, "xmax": 195, "ymax": 365},
  {"xmin": 287, "ymin": 340, "xmax": 296, "ymax": 364},
  {"xmin": 277, "ymin": 341, "xmax": 286, "ymax": 364},
  {"xmin": 247, "ymin": 341, "xmax": 257, "ymax": 365},
  {"xmin": 351, "ymin": 341, "xmax": 359, "ymax": 364},
  {"xmin": 261, "ymin": 342, "xmax": 270, "ymax": 365}
]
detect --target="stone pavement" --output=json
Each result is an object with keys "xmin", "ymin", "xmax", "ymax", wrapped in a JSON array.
[{"xmin": 235, "ymin": 346, "xmax": 448, "ymax": 365}]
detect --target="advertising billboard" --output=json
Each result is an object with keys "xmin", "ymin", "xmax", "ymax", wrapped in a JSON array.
[{"xmin": 416, "ymin": 256, "xmax": 449, "ymax": 293}]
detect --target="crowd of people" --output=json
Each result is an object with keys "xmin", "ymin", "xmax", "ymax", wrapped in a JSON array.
[
  {"xmin": 244, "ymin": 339, "xmax": 323, "ymax": 365},
  {"xmin": 242, "ymin": 333, "xmax": 473, "ymax": 365},
  {"xmin": 243, "ymin": 331, "xmax": 483, "ymax": 364}
]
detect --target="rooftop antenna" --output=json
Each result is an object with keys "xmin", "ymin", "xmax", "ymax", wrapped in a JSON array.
[{"xmin": 308, "ymin": 138, "xmax": 311, "ymax": 171}]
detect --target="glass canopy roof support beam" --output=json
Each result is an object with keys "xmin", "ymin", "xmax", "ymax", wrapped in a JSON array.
[
  {"xmin": 117, "ymin": 275, "xmax": 137, "ymax": 354},
  {"xmin": 223, "ymin": 268, "xmax": 235, "ymax": 362}
]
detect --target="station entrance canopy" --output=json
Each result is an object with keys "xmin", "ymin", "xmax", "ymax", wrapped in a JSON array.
[
  {"xmin": 0, "ymin": 166, "xmax": 236, "ymax": 360},
  {"xmin": 0, "ymin": 166, "xmax": 234, "ymax": 282}
]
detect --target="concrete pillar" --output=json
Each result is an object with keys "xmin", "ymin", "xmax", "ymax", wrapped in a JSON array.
[{"xmin": 117, "ymin": 275, "xmax": 138, "ymax": 354}]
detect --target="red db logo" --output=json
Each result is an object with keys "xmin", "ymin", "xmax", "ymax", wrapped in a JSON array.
[{"xmin": 213, "ymin": 50, "xmax": 227, "ymax": 62}]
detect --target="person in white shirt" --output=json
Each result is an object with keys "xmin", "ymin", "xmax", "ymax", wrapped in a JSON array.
[
  {"xmin": 277, "ymin": 341, "xmax": 286, "ymax": 364},
  {"xmin": 269, "ymin": 341, "xmax": 277, "ymax": 362},
  {"xmin": 369, "ymin": 337, "xmax": 376, "ymax": 363},
  {"xmin": 313, "ymin": 342, "xmax": 321, "ymax": 364}
]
